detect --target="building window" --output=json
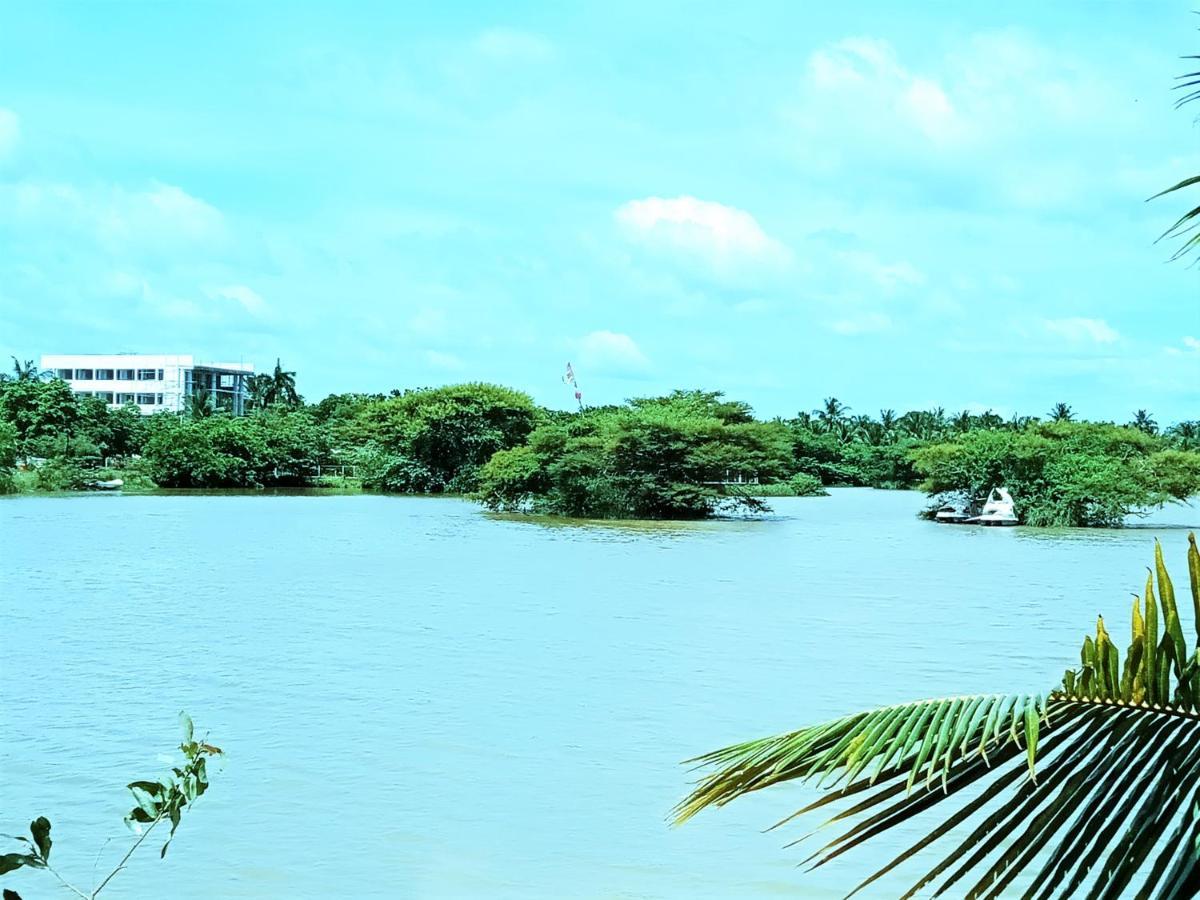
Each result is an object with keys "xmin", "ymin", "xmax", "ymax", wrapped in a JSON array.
[
  {"xmin": 136, "ymin": 393, "xmax": 157, "ymax": 405},
  {"xmin": 219, "ymin": 374, "xmax": 235, "ymax": 388},
  {"xmin": 57, "ymin": 368, "xmax": 73, "ymax": 379},
  {"xmin": 74, "ymin": 369, "xmax": 94, "ymax": 380},
  {"xmin": 95, "ymin": 368, "xmax": 114, "ymax": 380},
  {"xmin": 156, "ymin": 393, "xmax": 163, "ymax": 404},
  {"xmin": 137, "ymin": 369, "xmax": 158, "ymax": 380},
  {"xmin": 117, "ymin": 393, "xmax": 136, "ymax": 404},
  {"xmin": 117, "ymin": 369, "xmax": 134, "ymax": 380},
  {"xmin": 94, "ymin": 391, "xmax": 114, "ymax": 403}
]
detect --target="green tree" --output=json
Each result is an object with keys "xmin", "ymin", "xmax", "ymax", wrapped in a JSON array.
[
  {"xmin": 1168, "ymin": 420, "xmax": 1200, "ymax": 451},
  {"xmin": 185, "ymin": 388, "xmax": 215, "ymax": 419},
  {"xmin": 912, "ymin": 422, "xmax": 1200, "ymax": 526},
  {"xmin": 1129, "ymin": 409, "xmax": 1159, "ymax": 435},
  {"xmin": 676, "ymin": 537, "xmax": 1200, "ymax": 898},
  {"xmin": 0, "ymin": 378, "xmax": 82, "ymax": 458},
  {"xmin": 345, "ymin": 383, "xmax": 539, "ymax": 493},
  {"xmin": 264, "ymin": 358, "xmax": 299, "ymax": 408},
  {"xmin": 476, "ymin": 393, "xmax": 794, "ymax": 519},
  {"xmin": 1048, "ymin": 402, "xmax": 1074, "ymax": 422},
  {"xmin": 9, "ymin": 357, "xmax": 39, "ymax": 381}
]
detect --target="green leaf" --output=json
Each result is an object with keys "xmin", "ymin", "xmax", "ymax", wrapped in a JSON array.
[
  {"xmin": 0, "ymin": 854, "xmax": 38, "ymax": 875},
  {"xmin": 28, "ymin": 818, "xmax": 50, "ymax": 862},
  {"xmin": 179, "ymin": 710, "xmax": 194, "ymax": 745},
  {"xmin": 129, "ymin": 785, "xmax": 160, "ymax": 819},
  {"xmin": 4, "ymin": 887, "xmax": 25, "ymax": 900}
]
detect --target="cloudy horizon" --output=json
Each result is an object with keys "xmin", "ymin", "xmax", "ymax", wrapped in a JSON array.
[{"xmin": 1, "ymin": 2, "xmax": 1197, "ymax": 422}]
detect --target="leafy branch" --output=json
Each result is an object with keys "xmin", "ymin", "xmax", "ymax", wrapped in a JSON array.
[
  {"xmin": 676, "ymin": 536, "xmax": 1200, "ymax": 898},
  {"xmin": 0, "ymin": 713, "xmax": 221, "ymax": 900}
]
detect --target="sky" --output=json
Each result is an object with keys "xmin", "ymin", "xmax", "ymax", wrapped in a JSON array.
[{"xmin": 1, "ymin": 1, "xmax": 1198, "ymax": 422}]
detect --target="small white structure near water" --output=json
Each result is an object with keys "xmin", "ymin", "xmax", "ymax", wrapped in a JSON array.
[{"xmin": 934, "ymin": 487, "xmax": 1019, "ymax": 527}]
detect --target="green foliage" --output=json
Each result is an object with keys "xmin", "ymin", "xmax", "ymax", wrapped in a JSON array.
[
  {"xmin": 476, "ymin": 393, "xmax": 794, "ymax": 519},
  {"xmin": 32, "ymin": 457, "xmax": 92, "ymax": 491},
  {"xmin": 750, "ymin": 473, "xmax": 829, "ymax": 497},
  {"xmin": 0, "ymin": 378, "xmax": 81, "ymax": 450},
  {"xmin": 913, "ymin": 422, "xmax": 1200, "ymax": 526},
  {"xmin": 143, "ymin": 409, "xmax": 328, "ymax": 488},
  {"xmin": 341, "ymin": 383, "xmax": 539, "ymax": 493},
  {"xmin": 1, "ymin": 714, "xmax": 221, "ymax": 899},
  {"xmin": 677, "ymin": 537, "xmax": 1200, "ymax": 898},
  {"xmin": 0, "ymin": 421, "xmax": 17, "ymax": 494}
]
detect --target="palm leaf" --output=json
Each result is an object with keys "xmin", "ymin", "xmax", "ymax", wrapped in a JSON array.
[{"xmin": 676, "ymin": 535, "xmax": 1200, "ymax": 898}]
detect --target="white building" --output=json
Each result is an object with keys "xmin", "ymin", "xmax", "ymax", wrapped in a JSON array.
[{"xmin": 39, "ymin": 354, "xmax": 254, "ymax": 415}]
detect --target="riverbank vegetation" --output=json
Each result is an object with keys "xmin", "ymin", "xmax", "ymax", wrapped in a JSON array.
[
  {"xmin": 2, "ymin": 363, "xmax": 1198, "ymax": 525},
  {"xmin": 676, "ymin": 536, "xmax": 1200, "ymax": 897}
]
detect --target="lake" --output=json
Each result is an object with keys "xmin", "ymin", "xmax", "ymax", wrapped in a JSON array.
[{"xmin": 2, "ymin": 489, "xmax": 1197, "ymax": 898}]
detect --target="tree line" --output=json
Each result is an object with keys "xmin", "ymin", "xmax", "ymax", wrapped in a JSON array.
[{"xmin": 1, "ymin": 358, "xmax": 1197, "ymax": 525}]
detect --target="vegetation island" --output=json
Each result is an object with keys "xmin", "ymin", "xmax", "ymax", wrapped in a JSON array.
[{"xmin": 1, "ymin": 364, "xmax": 1196, "ymax": 527}]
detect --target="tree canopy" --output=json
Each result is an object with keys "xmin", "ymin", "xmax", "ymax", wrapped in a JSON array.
[
  {"xmin": 476, "ymin": 391, "xmax": 794, "ymax": 519},
  {"xmin": 912, "ymin": 422, "xmax": 1200, "ymax": 527}
]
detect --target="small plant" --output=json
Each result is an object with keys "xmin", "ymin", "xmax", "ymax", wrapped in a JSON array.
[{"xmin": 0, "ymin": 713, "xmax": 221, "ymax": 899}]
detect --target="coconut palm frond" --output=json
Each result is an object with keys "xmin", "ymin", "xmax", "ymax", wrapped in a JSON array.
[
  {"xmin": 1173, "ymin": 55, "xmax": 1200, "ymax": 108},
  {"xmin": 676, "ymin": 535, "xmax": 1200, "ymax": 899}
]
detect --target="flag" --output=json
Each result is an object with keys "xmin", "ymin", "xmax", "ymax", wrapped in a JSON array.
[{"xmin": 562, "ymin": 362, "xmax": 576, "ymax": 386}]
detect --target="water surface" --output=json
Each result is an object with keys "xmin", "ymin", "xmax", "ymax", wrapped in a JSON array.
[{"xmin": 2, "ymin": 489, "xmax": 1196, "ymax": 898}]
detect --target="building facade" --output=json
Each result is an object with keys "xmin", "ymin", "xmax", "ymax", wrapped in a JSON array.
[{"xmin": 39, "ymin": 354, "xmax": 254, "ymax": 415}]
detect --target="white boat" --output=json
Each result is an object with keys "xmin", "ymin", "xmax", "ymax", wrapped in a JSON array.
[
  {"xmin": 934, "ymin": 501, "xmax": 971, "ymax": 524},
  {"xmin": 970, "ymin": 487, "xmax": 1018, "ymax": 526},
  {"xmin": 88, "ymin": 478, "xmax": 124, "ymax": 491}
]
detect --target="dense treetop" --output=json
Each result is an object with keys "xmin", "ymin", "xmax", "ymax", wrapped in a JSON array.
[{"xmin": 1, "ymin": 362, "xmax": 1197, "ymax": 525}]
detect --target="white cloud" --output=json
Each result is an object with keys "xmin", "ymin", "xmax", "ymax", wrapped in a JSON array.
[
  {"xmin": 838, "ymin": 251, "xmax": 925, "ymax": 291},
  {"xmin": 791, "ymin": 30, "xmax": 1129, "ymax": 211},
  {"xmin": 615, "ymin": 195, "xmax": 790, "ymax": 271},
  {"xmin": 0, "ymin": 108, "xmax": 18, "ymax": 158},
  {"xmin": 473, "ymin": 27, "xmax": 553, "ymax": 62},
  {"xmin": 577, "ymin": 330, "xmax": 650, "ymax": 375},
  {"xmin": 210, "ymin": 284, "xmax": 266, "ymax": 315},
  {"xmin": 805, "ymin": 38, "xmax": 963, "ymax": 146},
  {"xmin": 409, "ymin": 307, "xmax": 449, "ymax": 337},
  {"xmin": 1042, "ymin": 317, "xmax": 1119, "ymax": 344},
  {"xmin": 1166, "ymin": 336, "xmax": 1200, "ymax": 356},
  {"xmin": 0, "ymin": 179, "xmax": 224, "ymax": 251},
  {"xmin": 829, "ymin": 312, "xmax": 891, "ymax": 335},
  {"xmin": 425, "ymin": 350, "xmax": 464, "ymax": 370}
]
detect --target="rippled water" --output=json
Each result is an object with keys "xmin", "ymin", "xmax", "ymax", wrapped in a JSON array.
[{"xmin": 2, "ymin": 489, "xmax": 1197, "ymax": 898}]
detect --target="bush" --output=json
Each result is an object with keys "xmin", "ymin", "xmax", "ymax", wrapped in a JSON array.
[
  {"xmin": 912, "ymin": 422, "xmax": 1200, "ymax": 527},
  {"xmin": 476, "ymin": 392, "xmax": 793, "ymax": 519}
]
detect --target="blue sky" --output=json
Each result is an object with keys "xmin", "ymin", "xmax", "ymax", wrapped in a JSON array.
[{"xmin": 1, "ymin": 2, "xmax": 1197, "ymax": 422}]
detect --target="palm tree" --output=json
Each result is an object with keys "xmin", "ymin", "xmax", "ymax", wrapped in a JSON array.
[
  {"xmin": 1129, "ymin": 409, "xmax": 1159, "ymax": 435},
  {"xmin": 897, "ymin": 409, "xmax": 946, "ymax": 442},
  {"xmin": 1149, "ymin": 48, "xmax": 1200, "ymax": 262},
  {"xmin": 814, "ymin": 398, "xmax": 850, "ymax": 428},
  {"xmin": 185, "ymin": 388, "xmax": 214, "ymax": 419},
  {"xmin": 11, "ymin": 357, "xmax": 38, "ymax": 381},
  {"xmin": 244, "ymin": 373, "xmax": 273, "ymax": 412},
  {"xmin": 1048, "ymin": 402, "xmax": 1074, "ymax": 422},
  {"xmin": 264, "ymin": 358, "xmax": 299, "ymax": 407},
  {"xmin": 1167, "ymin": 420, "xmax": 1200, "ymax": 451},
  {"xmin": 676, "ymin": 536, "xmax": 1200, "ymax": 897}
]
